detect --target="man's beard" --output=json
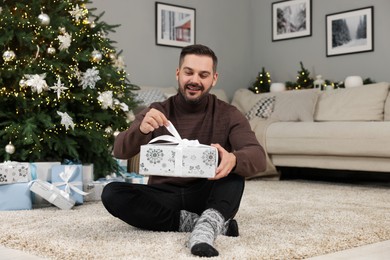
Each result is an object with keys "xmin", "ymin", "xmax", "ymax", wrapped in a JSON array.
[{"xmin": 178, "ymin": 83, "xmax": 211, "ymax": 104}]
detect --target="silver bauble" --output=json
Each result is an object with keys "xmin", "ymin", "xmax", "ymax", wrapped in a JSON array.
[
  {"xmin": 5, "ymin": 142, "xmax": 15, "ymax": 155},
  {"xmin": 38, "ymin": 13, "xmax": 50, "ymax": 26},
  {"xmin": 2, "ymin": 50, "xmax": 16, "ymax": 62},
  {"xmin": 91, "ymin": 50, "xmax": 102, "ymax": 62},
  {"xmin": 47, "ymin": 46, "xmax": 56, "ymax": 55},
  {"xmin": 113, "ymin": 130, "xmax": 120, "ymax": 137}
]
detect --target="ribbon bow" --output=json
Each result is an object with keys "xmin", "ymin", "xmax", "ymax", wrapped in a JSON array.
[
  {"xmin": 54, "ymin": 165, "xmax": 88, "ymax": 196},
  {"xmin": 149, "ymin": 121, "xmax": 201, "ymax": 146}
]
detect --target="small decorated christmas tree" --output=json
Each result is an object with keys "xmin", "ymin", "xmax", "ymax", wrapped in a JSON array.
[
  {"xmin": 296, "ymin": 61, "xmax": 313, "ymax": 89},
  {"xmin": 0, "ymin": 1, "xmax": 138, "ymax": 178},
  {"xmin": 249, "ymin": 67, "xmax": 271, "ymax": 93}
]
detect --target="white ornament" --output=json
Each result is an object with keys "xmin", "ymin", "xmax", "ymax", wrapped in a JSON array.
[
  {"xmin": 113, "ymin": 130, "xmax": 120, "ymax": 137},
  {"xmin": 50, "ymin": 77, "xmax": 69, "ymax": 99},
  {"xmin": 126, "ymin": 110, "xmax": 135, "ymax": 122},
  {"xmin": 105, "ymin": 126, "xmax": 113, "ymax": 134},
  {"xmin": 79, "ymin": 67, "xmax": 101, "ymax": 89},
  {"xmin": 97, "ymin": 91, "xmax": 114, "ymax": 109},
  {"xmin": 5, "ymin": 142, "xmax": 15, "ymax": 154},
  {"xmin": 57, "ymin": 32, "xmax": 72, "ymax": 51},
  {"xmin": 57, "ymin": 111, "xmax": 75, "ymax": 130},
  {"xmin": 69, "ymin": 4, "xmax": 85, "ymax": 22},
  {"xmin": 38, "ymin": 13, "xmax": 50, "ymax": 26},
  {"xmin": 113, "ymin": 55, "xmax": 126, "ymax": 70},
  {"xmin": 47, "ymin": 46, "xmax": 56, "ymax": 55},
  {"xmin": 24, "ymin": 73, "xmax": 49, "ymax": 94},
  {"xmin": 270, "ymin": 82, "xmax": 286, "ymax": 92},
  {"xmin": 344, "ymin": 76, "xmax": 363, "ymax": 88}
]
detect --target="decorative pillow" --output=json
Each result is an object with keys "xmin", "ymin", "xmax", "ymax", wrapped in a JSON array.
[
  {"xmin": 245, "ymin": 96, "xmax": 276, "ymax": 120},
  {"xmin": 315, "ymin": 82, "xmax": 390, "ymax": 121},
  {"xmin": 270, "ymin": 89, "xmax": 319, "ymax": 122},
  {"xmin": 135, "ymin": 89, "xmax": 166, "ymax": 107}
]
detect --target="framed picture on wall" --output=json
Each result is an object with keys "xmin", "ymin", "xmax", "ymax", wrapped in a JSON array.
[
  {"xmin": 326, "ymin": 6, "xmax": 374, "ymax": 57},
  {"xmin": 155, "ymin": 2, "xmax": 196, "ymax": 48},
  {"xmin": 272, "ymin": 0, "xmax": 312, "ymax": 41}
]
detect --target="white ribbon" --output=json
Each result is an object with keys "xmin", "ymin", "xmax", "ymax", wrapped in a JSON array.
[
  {"xmin": 148, "ymin": 121, "xmax": 210, "ymax": 176},
  {"xmin": 53, "ymin": 165, "xmax": 88, "ymax": 196}
]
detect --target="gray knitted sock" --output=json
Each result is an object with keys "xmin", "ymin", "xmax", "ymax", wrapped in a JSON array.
[
  {"xmin": 179, "ymin": 210, "xmax": 199, "ymax": 232},
  {"xmin": 188, "ymin": 208, "xmax": 224, "ymax": 256}
]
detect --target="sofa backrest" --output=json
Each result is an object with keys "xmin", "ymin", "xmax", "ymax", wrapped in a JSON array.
[
  {"xmin": 314, "ymin": 82, "xmax": 390, "ymax": 121},
  {"xmin": 231, "ymin": 82, "xmax": 390, "ymax": 123}
]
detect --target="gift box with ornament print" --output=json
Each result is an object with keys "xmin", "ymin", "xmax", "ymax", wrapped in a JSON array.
[
  {"xmin": 0, "ymin": 162, "xmax": 31, "ymax": 184},
  {"xmin": 139, "ymin": 143, "xmax": 218, "ymax": 178}
]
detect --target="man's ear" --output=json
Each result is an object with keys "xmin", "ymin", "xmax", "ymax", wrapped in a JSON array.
[
  {"xmin": 175, "ymin": 68, "xmax": 180, "ymax": 80},
  {"xmin": 212, "ymin": 72, "xmax": 219, "ymax": 87}
]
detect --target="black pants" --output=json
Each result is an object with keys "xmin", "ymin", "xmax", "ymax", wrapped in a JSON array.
[{"xmin": 101, "ymin": 173, "xmax": 245, "ymax": 232}]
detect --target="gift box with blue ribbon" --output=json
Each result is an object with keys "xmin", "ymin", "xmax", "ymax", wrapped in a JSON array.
[{"xmin": 51, "ymin": 164, "xmax": 87, "ymax": 205}]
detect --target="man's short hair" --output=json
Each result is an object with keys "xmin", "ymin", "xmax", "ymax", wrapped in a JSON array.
[{"xmin": 179, "ymin": 44, "xmax": 218, "ymax": 73}]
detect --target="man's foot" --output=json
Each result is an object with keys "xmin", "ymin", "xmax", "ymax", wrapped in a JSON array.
[
  {"xmin": 191, "ymin": 243, "xmax": 219, "ymax": 257},
  {"xmin": 225, "ymin": 219, "xmax": 239, "ymax": 237}
]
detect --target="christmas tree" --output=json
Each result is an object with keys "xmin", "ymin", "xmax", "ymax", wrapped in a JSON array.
[
  {"xmin": 249, "ymin": 67, "xmax": 271, "ymax": 93},
  {"xmin": 0, "ymin": 1, "xmax": 138, "ymax": 178},
  {"xmin": 296, "ymin": 61, "xmax": 313, "ymax": 89}
]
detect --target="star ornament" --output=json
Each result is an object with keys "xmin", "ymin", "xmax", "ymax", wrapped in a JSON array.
[
  {"xmin": 57, "ymin": 111, "xmax": 75, "ymax": 130},
  {"xmin": 69, "ymin": 4, "xmax": 85, "ymax": 22},
  {"xmin": 50, "ymin": 77, "xmax": 69, "ymax": 99}
]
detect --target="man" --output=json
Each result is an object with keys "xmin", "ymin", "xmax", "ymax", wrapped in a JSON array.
[{"xmin": 102, "ymin": 44, "xmax": 266, "ymax": 257}]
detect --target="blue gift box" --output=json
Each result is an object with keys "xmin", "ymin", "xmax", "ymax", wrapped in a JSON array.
[
  {"xmin": 0, "ymin": 183, "xmax": 32, "ymax": 210},
  {"xmin": 51, "ymin": 165, "xmax": 85, "ymax": 205}
]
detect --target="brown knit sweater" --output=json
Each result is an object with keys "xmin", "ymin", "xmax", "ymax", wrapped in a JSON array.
[{"xmin": 114, "ymin": 92, "xmax": 266, "ymax": 185}]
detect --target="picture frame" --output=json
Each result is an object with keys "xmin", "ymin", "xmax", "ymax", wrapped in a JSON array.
[
  {"xmin": 326, "ymin": 6, "xmax": 374, "ymax": 57},
  {"xmin": 155, "ymin": 2, "xmax": 196, "ymax": 48},
  {"xmin": 272, "ymin": 0, "xmax": 312, "ymax": 41}
]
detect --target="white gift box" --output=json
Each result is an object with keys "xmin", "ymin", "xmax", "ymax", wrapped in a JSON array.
[
  {"xmin": 29, "ymin": 179, "xmax": 75, "ymax": 210},
  {"xmin": 139, "ymin": 122, "xmax": 218, "ymax": 178},
  {"xmin": 31, "ymin": 162, "xmax": 61, "ymax": 206},
  {"xmin": 0, "ymin": 162, "xmax": 31, "ymax": 184}
]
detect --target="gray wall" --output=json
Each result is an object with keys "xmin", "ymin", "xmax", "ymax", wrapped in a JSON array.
[
  {"xmin": 252, "ymin": 0, "xmax": 390, "ymax": 85},
  {"xmin": 92, "ymin": 0, "xmax": 390, "ymax": 100}
]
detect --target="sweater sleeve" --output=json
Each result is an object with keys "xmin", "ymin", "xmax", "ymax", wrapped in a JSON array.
[{"xmin": 229, "ymin": 109, "xmax": 267, "ymax": 177}]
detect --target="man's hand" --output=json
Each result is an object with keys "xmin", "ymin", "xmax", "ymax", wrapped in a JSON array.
[
  {"xmin": 209, "ymin": 143, "xmax": 236, "ymax": 180},
  {"xmin": 139, "ymin": 108, "xmax": 169, "ymax": 134}
]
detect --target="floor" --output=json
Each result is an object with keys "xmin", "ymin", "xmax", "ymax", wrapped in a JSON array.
[{"xmin": 1, "ymin": 240, "xmax": 390, "ymax": 259}]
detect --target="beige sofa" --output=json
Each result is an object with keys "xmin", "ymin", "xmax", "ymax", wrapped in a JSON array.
[{"xmin": 231, "ymin": 82, "xmax": 390, "ymax": 177}]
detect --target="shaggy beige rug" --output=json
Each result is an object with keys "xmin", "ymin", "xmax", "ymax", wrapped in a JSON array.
[{"xmin": 0, "ymin": 179, "xmax": 389, "ymax": 259}]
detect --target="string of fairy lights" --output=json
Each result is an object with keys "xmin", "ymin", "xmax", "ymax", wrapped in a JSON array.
[{"xmin": 0, "ymin": 1, "xmax": 133, "ymax": 159}]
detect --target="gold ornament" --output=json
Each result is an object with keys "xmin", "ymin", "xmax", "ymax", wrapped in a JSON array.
[
  {"xmin": 5, "ymin": 142, "xmax": 15, "ymax": 155},
  {"xmin": 2, "ymin": 50, "xmax": 16, "ymax": 62},
  {"xmin": 38, "ymin": 13, "xmax": 50, "ymax": 26},
  {"xmin": 91, "ymin": 50, "xmax": 102, "ymax": 62}
]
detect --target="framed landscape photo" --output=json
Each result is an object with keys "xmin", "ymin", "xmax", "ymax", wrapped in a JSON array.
[
  {"xmin": 326, "ymin": 6, "xmax": 374, "ymax": 57},
  {"xmin": 272, "ymin": 0, "xmax": 312, "ymax": 41},
  {"xmin": 155, "ymin": 2, "xmax": 196, "ymax": 48}
]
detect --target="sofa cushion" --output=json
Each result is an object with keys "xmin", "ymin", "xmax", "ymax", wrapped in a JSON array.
[
  {"xmin": 314, "ymin": 82, "xmax": 389, "ymax": 121},
  {"xmin": 245, "ymin": 96, "xmax": 276, "ymax": 120},
  {"xmin": 270, "ymin": 89, "xmax": 319, "ymax": 122},
  {"xmin": 231, "ymin": 89, "xmax": 274, "ymax": 114},
  {"xmin": 266, "ymin": 121, "xmax": 390, "ymax": 157}
]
